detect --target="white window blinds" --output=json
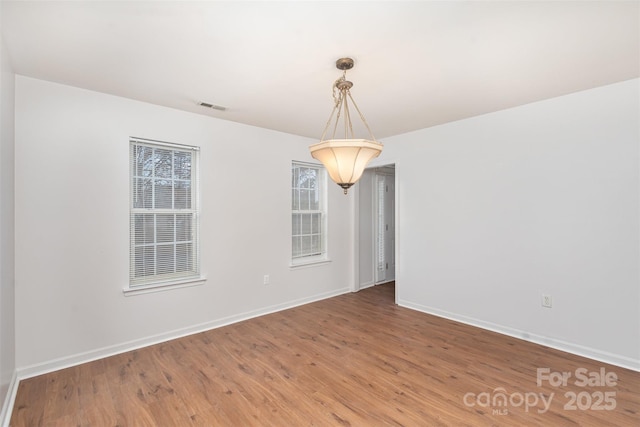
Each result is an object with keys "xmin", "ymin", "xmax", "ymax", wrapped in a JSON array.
[{"xmin": 130, "ymin": 138, "xmax": 200, "ymax": 287}]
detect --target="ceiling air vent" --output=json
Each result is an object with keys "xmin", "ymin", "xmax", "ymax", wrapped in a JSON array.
[{"xmin": 198, "ymin": 101, "xmax": 227, "ymax": 111}]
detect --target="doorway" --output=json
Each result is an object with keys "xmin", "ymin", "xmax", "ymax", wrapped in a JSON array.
[
  {"xmin": 374, "ymin": 167, "xmax": 395, "ymax": 284},
  {"xmin": 357, "ymin": 164, "xmax": 396, "ymax": 289}
]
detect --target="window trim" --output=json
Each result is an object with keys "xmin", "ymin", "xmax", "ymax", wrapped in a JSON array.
[
  {"xmin": 125, "ymin": 137, "xmax": 205, "ymax": 295},
  {"xmin": 291, "ymin": 161, "xmax": 329, "ymax": 267},
  {"xmin": 123, "ymin": 276, "xmax": 206, "ymax": 296},
  {"xmin": 289, "ymin": 257, "xmax": 332, "ymax": 269}
]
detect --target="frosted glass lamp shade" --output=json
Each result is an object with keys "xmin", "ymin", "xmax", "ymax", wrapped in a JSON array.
[{"xmin": 310, "ymin": 138, "xmax": 383, "ymax": 193}]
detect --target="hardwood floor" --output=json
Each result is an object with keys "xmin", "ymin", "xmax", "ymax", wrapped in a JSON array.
[{"xmin": 10, "ymin": 283, "xmax": 640, "ymax": 426}]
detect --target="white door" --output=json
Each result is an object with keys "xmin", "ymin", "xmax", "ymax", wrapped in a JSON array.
[{"xmin": 375, "ymin": 170, "xmax": 395, "ymax": 284}]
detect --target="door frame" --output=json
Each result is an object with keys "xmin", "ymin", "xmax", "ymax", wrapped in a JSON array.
[{"xmin": 353, "ymin": 162, "xmax": 398, "ymax": 304}]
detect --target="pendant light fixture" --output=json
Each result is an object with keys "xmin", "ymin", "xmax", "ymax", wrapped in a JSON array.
[{"xmin": 309, "ymin": 58, "xmax": 383, "ymax": 194}]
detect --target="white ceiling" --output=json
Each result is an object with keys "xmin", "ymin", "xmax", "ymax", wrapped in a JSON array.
[{"xmin": 2, "ymin": 1, "xmax": 638, "ymax": 139}]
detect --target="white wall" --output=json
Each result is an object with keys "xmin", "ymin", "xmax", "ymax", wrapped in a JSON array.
[
  {"xmin": 0, "ymin": 19, "xmax": 16, "ymax": 413},
  {"xmin": 14, "ymin": 76, "xmax": 354, "ymax": 373},
  {"xmin": 10, "ymin": 74, "xmax": 640, "ymax": 377},
  {"xmin": 378, "ymin": 79, "xmax": 640, "ymax": 370}
]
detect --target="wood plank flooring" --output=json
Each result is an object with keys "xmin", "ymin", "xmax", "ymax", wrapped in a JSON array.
[{"xmin": 10, "ymin": 283, "xmax": 640, "ymax": 426}]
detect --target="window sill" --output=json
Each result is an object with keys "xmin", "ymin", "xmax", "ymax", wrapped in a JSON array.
[
  {"xmin": 123, "ymin": 276, "xmax": 206, "ymax": 296},
  {"xmin": 289, "ymin": 258, "xmax": 332, "ymax": 270}
]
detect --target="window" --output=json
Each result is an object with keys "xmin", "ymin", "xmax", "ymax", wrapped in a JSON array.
[
  {"xmin": 291, "ymin": 162, "xmax": 327, "ymax": 264},
  {"xmin": 129, "ymin": 138, "xmax": 200, "ymax": 290}
]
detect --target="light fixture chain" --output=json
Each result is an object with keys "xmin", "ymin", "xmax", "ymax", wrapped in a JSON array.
[
  {"xmin": 320, "ymin": 78, "xmax": 344, "ymax": 141},
  {"xmin": 332, "ymin": 76, "xmax": 343, "ymax": 106}
]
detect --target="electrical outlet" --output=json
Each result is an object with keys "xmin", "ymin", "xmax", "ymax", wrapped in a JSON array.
[
  {"xmin": 542, "ymin": 294, "xmax": 552, "ymax": 308},
  {"xmin": 263, "ymin": 275, "xmax": 270, "ymax": 285}
]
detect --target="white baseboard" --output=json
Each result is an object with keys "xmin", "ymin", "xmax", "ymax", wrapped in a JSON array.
[
  {"xmin": 398, "ymin": 299, "xmax": 640, "ymax": 373},
  {"xmin": 17, "ymin": 286, "xmax": 350, "ymax": 380},
  {"xmin": 0, "ymin": 370, "xmax": 19, "ymax": 427}
]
